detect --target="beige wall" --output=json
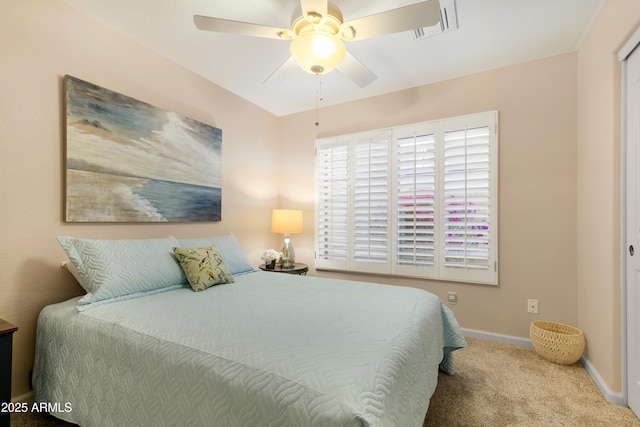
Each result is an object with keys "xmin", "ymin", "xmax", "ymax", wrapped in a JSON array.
[
  {"xmin": 281, "ymin": 53, "xmax": 579, "ymax": 344},
  {"xmin": 2, "ymin": 0, "xmax": 637, "ymax": 402},
  {"xmin": 576, "ymin": 0, "xmax": 640, "ymax": 394},
  {"xmin": 1, "ymin": 0, "xmax": 282, "ymax": 398}
]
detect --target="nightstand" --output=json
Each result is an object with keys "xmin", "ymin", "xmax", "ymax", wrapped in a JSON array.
[
  {"xmin": 0, "ymin": 320, "xmax": 17, "ymax": 427},
  {"xmin": 259, "ymin": 262, "xmax": 309, "ymax": 275}
]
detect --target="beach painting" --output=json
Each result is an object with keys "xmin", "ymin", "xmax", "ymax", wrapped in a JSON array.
[{"xmin": 64, "ymin": 75, "xmax": 222, "ymax": 222}]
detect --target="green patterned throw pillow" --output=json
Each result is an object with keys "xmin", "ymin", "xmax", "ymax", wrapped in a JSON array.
[{"xmin": 173, "ymin": 245, "xmax": 235, "ymax": 292}]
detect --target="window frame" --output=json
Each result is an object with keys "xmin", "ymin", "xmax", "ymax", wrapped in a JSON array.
[{"xmin": 314, "ymin": 111, "xmax": 499, "ymax": 285}]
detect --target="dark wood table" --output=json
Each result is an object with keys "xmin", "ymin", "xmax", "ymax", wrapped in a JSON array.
[
  {"xmin": 259, "ymin": 262, "xmax": 309, "ymax": 275},
  {"xmin": 0, "ymin": 320, "xmax": 18, "ymax": 427}
]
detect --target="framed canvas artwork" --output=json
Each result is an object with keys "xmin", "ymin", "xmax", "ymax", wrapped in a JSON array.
[{"xmin": 64, "ymin": 75, "xmax": 222, "ymax": 222}]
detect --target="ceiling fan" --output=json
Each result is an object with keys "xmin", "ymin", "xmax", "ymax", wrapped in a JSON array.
[{"xmin": 194, "ymin": 0, "xmax": 441, "ymax": 87}]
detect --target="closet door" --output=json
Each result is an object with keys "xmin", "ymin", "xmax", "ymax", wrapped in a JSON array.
[{"xmin": 624, "ymin": 39, "xmax": 640, "ymax": 419}]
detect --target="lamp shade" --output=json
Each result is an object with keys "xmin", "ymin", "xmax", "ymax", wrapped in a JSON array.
[
  {"xmin": 290, "ymin": 31, "xmax": 346, "ymax": 75},
  {"xmin": 271, "ymin": 209, "xmax": 303, "ymax": 234}
]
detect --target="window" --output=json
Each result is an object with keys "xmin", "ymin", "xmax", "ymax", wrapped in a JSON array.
[{"xmin": 315, "ymin": 111, "xmax": 498, "ymax": 285}]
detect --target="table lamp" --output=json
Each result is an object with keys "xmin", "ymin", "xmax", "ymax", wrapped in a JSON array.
[{"xmin": 271, "ymin": 209, "xmax": 303, "ymax": 268}]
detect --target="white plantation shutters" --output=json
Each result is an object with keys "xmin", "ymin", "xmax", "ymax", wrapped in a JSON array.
[
  {"xmin": 441, "ymin": 118, "xmax": 496, "ymax": 284},
  {"xmin": 315, "ymin": 111, "xmax": 498, "ymax": 285},
  {"xmin": 352, "ymin": 136, "xmax": 390, "ymax": 273},
  {"xmin": 394, "ymin": 127, "xmax": 438, "ymax": 278},
  {"xmin": 316, "ymin": 143, "xmax": 349, "ymax": 269}
]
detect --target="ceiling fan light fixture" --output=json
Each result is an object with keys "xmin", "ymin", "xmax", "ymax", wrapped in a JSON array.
[
  {"xmin": 195, "ymin": 0, "xmax": 441, "ymax": 86},
  {"xmin": 290, "ymin": 31, "xmax": 346, "ymax": 75}
]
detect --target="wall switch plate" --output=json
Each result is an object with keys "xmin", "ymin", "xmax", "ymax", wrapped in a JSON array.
[
  {"xmin": 528, "ymin": 299, "xmax": 538, "ymax": 314},
  {"xmin": 447, "ymin": 291, "xmax": 457, "ymax": 304}
]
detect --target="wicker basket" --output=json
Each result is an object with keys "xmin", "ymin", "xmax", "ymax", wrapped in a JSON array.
[{"xmin": 530, "ymin": 320, "xmax": 585, "ymax": 365}]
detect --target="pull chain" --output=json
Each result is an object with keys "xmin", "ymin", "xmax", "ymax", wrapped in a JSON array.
[{"xmin": 315, "ymin": 74, "xmax": 323, "ymax": 127}]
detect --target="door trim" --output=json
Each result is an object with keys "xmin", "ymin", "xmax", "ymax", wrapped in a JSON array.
[
  {"xmin": 619, "ymin": 24, "xmax": 640, "ymax": 411},
  {"xmin": 619, "ymin": 27, "xmax": 640, "ymax": 62},
  {"xmin": 620, "ymin": 43, "xmax": 629, "ymax": 410}
]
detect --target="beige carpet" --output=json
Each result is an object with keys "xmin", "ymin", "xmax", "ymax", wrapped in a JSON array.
[
  {"xmin": 424, "ymin": 337, "xmax": 639, "ymax": 426},
  {"xmin": 11, "ymin": 337, "xmax": 640, "ymax": 426}
]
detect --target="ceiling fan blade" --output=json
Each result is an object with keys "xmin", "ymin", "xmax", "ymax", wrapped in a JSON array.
[
  {"xmin": 194, "ymin": 15, "xmax": 289, "ymax": 40},
  {"xmin": 263, "ymin": 56, "xmax": 299, "ymax": 84},
  {"xmin": 340, "ymin": 0, "xmax": 441, "ymax": 41},
  {"xmin": 300, "ymin": 0, "xmax": 328, "ymax": 25},
  {"xmin": 336, "ymin": 52, "xmax": 377, "ymax": 88}
]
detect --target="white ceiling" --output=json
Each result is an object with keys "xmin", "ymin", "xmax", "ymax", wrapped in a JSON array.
[{"xmin": 61, "ymin": 0, "xmax": 603, "ymax": 117}]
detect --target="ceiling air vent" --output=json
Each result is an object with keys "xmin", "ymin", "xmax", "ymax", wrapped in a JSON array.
[{"xmin": 413, "ymin": 0, "xmax": 458, "ymax": 41}]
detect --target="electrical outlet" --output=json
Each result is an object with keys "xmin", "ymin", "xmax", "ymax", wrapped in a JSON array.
[
  {"xmin": 447, "ymin": 291, "xmax": 457, "ymax": 304},
  {"xmin": 528, "ymin": 299, "xmax": 538, "ymax": 314}
]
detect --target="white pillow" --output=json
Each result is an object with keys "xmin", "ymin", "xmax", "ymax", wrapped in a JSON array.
[
  {"xmin": 178, "ymin": 233, "xmax": 257, "ymax": 275},
  {"xmin": 58, "ymin": 236, "xmax": 186, "ymax": 310}
]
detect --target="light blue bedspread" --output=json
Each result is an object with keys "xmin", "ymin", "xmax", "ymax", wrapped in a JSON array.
[{"xmin": 34, "ymin": 272, "xmax": 465, "ymax": 427}]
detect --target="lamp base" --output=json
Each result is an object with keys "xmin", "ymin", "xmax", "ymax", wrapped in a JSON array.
[{"xmin": 280, "ymin": 234, "xmax": 295, "ymax": 269}]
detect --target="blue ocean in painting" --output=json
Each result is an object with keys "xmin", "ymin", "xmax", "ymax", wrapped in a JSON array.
[{"xmin": 133, "ymin": 180, "xmax": 221, "ymax": 222}]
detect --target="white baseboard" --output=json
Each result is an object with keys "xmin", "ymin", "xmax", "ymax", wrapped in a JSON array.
[
  {"xmin": 462, "ymin": 327, "xmax": 533, "ymax": 348},
  {"xmin": 461, "ymin": 328, "xmax": 625, "ymax": 406},
  {"xmin": 580, "ymin": 356, "xmax": 625, "ymax": 405}
]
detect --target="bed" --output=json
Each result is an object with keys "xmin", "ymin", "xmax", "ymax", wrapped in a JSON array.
[{"xmin": 33, "ymin": 234, "xmax": 466, "ymax": 427}]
